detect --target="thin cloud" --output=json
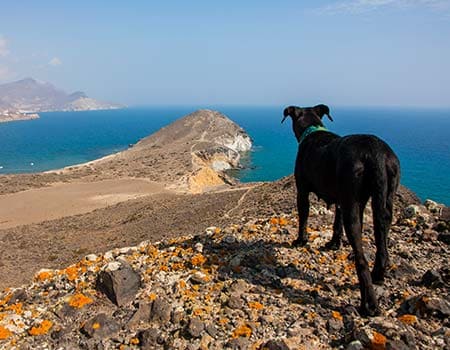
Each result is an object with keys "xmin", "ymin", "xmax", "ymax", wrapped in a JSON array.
[
  {"xmin": 48, "ymin": 57, "xmax": 62, "ymax": 66},
  {"xmin": 318, "ymin": 0, "xmax": 450, "ymax": 14},
  {"xmin": 0, "ymin": 35, "xmax": 9, "ymax": 57}
]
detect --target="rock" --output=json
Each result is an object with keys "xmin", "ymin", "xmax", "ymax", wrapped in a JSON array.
[
  {"xmin": 96, "ymin": 260, "xmax": 141, "ymax": 306},
  {"xmin": 151, "ymin": 298, "xmax": 172, "ymax": 324},
  {"xmin": 401, "ymin": 294, "xmax": 450, "ymax": 319},
  {"xmin": 194, "ymin": 242, "xmax": 204, "ymax": 253},
  {"xmin": 421, "ymin": 270, "xmax": 445, "ymax": 288},
  {"xmin": 327, "ymin": 317, "xmax": 344, "ymax": 334},
  {"xmin": 346, "ymin": 340, "xmax": 364, "ymax": 350},
  {"xmin": 227, "ymin": 337, "xmax": 250, "ymax": 349},
  {"xmin": 137, "ymin": 328, "xmax": 165, "ymax": 349},
  {"xmin": 223, "ymin": 235, "xmax": 237, "ymax": 244},
  {"xmin": 424, "ymin": 199, "xmax": 442, "ymax": 214},
  {"xmin": 81, "ymin": 313, "xmax": 120, "ymax": 339},
  {"xmin": 127, "ymin": 302, "xmax": 152, "ymax": 327},
  {"xmin": 422, "ymin": 229, "xmax": 438, "ymax": 241},
  {"xmin": 438, "ymin": 232, "xmax": 450, "ymax": 244},
  {"xmin": 6, "ymin": 288, "xmax": 27, "ymax": 304},
  {"xmin": 206, "ymin": 323, "xmax": 219, "ymax": 338},
  {"xmin": 259, "ymin": 339, "xmax": 290, "ymax": 350},
  {"xmin": 190, "ymin": 271, "xmax": 209, "ymax": 284},
  {"xmin": 187, "ymin": 317, "xmax": 205, "ymax": 338},
  {"xmin": 386, "ymin": 339, "xmax": 410, "ymax": 350},
  {"xmin": 227, "ymin": 294, "xmax": 243, "ymax": 309},
  {"xmin": 404, "ymin": 205, "xmax": 420, "ymax": 218}
]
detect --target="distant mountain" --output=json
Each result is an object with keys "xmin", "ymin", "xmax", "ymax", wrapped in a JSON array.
[{"xmin": 0, "ymin": 78, "xmax": 123, "ymax": 115}]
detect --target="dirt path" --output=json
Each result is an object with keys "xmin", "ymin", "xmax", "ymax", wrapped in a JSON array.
[{"xmin": 0, "ymin": 178, "xmax": 169, "ymax": 229}]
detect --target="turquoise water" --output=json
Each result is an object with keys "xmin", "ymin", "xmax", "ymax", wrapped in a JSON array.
[{"xmin": 0, "ymin": 106, "xmax": 449, "ymax": 205}]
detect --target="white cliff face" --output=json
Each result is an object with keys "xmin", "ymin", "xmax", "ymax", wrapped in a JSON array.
[{"xmin": 220, "ymin": 133, "xmax": 253, "ymax": 153}]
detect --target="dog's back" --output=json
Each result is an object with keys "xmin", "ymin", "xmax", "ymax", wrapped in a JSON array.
[{"xmin": 296, "ymin": 133, "xmax": 400, "ymax": 207}]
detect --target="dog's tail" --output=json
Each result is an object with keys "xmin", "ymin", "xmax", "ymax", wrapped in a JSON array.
[{"xmin": 368, "ymin": 148, "xmax": 400, "ymax": 233}]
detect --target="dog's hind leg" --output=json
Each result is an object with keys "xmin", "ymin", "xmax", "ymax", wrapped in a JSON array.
[
  {"xmin": 342, "ymin": 202, "xmax": 379, "ymax": 316},
  {"xmin": 293, "ymin": 190, "xmax": 310, "ymax": 247},
  {"xmin": 371, "ymin": 173, "xmax": 396, "ymax": 285},
  {"xmin": 325, "ymin": 205, "xmax": 343, "ymax": 250}
]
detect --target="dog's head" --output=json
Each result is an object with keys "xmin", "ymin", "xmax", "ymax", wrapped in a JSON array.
[{"xmin": 282, "ymin": 104, "xmax": 333, "ymax": 142}]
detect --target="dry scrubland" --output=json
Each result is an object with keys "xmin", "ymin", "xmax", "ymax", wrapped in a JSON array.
[{"xmin": 0, "ymin": 110, "xmax": 448, "ymax": 349}]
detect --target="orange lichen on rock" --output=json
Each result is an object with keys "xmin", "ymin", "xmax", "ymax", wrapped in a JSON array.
[
  {"xmin": 191, "ymin": 254, "xmax": 207, "ymax": 266},
  {"xmin": 35, "ymin": 270, "xmax": 53, "ymax": 282},
  {"xmin": 232, "ymin": 324, "xmax": 252, "ymax": 338},
  {"xmin": 130, "ymin": 337, "xmax": 140, "ymax": 345},
  {"xmin": 28, "ymin": 320, "xmax": 53, "ymax": 336},
  {"xmin": 331, "ymin": 311, "xmax": 343, "ymax": 321},
  {"xmin": 92, "ymin": 322, "xmax": 101, "ymax": 330},
  {"xmin": 6, "ymin": 302, "xmax": 23, "ymax": 315},
  {"xmin": 148, "ymin": 293, "xmax": 157, "ymax": 301},
  {"xmin": 248, "ymin": 301, "xmax": 264, "ymax": 310},
  {"xmin": 0, "ymin": 326, "xmax": 12, "ymax": 340},
  {"xmin": 64, "ymin": 265, "xmax": 79, "ymax": 281},
  {"xmin": 68, "ymin": 294, "xmax": 93, "ymax": 309},
  {"xmin": 270, "ymin": 218, "xmax": 279, "ymax": 225},
  {"xmin": 398, "ymin": 314, "xmax": 417, "ymax": 325},
  {"xmin": 371, "ymin": 331, "xmax": 387, "ymax": 350}
]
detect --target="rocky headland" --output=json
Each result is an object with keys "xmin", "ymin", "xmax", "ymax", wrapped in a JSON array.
[
  {"xmin": 0, "ymin": 110, "xmax": 448, "ymax": 349},
  {"xmin": 0, "ymin": 78, "xmax": 122, "ymax": 123}
]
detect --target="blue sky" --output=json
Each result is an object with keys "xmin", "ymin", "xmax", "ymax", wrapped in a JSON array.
[{"xmin": 1, "ymin": 0, "xmax": 449, "ymax": 107}]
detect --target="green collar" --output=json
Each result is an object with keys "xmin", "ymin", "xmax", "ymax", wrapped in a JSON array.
[{"xmin": 298, "ymin": 125, "xmax": 328, "ymax": 145}]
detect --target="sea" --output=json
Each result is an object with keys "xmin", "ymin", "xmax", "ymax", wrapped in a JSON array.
[{"xmin": 0, "ymin": 106, "xmax": 449, "ymax": 206}]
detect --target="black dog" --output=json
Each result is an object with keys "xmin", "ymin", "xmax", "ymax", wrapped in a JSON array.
[{"xmin": 282, "ymin": 104, "xmax": 400, "ymax": 316}]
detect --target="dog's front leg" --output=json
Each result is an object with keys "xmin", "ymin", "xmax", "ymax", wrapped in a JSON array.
[
  {"xmin": 293, "ymin": 190, "xmax": 309, "ymax": 247},
  {"xmin": 325, "ymin": 205, "xmax": 343, "ymax": 250}
]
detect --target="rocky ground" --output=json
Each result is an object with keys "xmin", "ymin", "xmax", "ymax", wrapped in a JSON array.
[{"xmin": 0, "ymin": 183, "xmax": 448, "ymax": 349}]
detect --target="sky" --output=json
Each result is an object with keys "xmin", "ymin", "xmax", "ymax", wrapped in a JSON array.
[{"xmin": 1, "ymin": 0, "xmax": 449, "ymax": 107}]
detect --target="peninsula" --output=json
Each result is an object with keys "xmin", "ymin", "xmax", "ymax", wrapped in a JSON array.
[{"xmin": 0, "ymin": 78, "xmax": 122, "ymax": 123}]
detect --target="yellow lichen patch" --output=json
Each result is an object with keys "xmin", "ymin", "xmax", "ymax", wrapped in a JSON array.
[
  {"xmin": 28, "ymin": 319, "xmax": 53, "ymax": 336},
  {"xmin": 219, "ymin": 318, "xmax": 229, "ymax": 325},
  {"xmin": 68, "ymin": 294, "xmax": 93, "ymax": 309},
  {"xmin": 148, "ymin": 293, "xmax": 157, "ymax": 301},
  {"xmin": 270, "ymin": 218, "xmax": 279, "ymax": 225},
  {"xmin": 35, "ymin": 270, "xmax": 53, "ymax": 282},
  {"xmin": 92, "ymin": 322, "xmax": 101, "ymax": 330},
  {"xmin": 279, "ymin": 217, "xmax": 288, "ymax": 226},
  {"xmin": 398, "ymin": 314, "xmax": 417, "ymax": 325},
  {"xmin": 191, "ymin": 254, "xmax": 207, "ymax": 266},
  {"xmin": 248, "ymin": 301, "xmax": 264, "ymax": 310},
  {"xmin": 371, "ymin": 331, "xmax": 387, "ymax": 350},
  {"xmin": 0, "ymin": 326, "xmax": 12, "ymax": 340},
  {"xmin": 64, "ymin": 265, "xmax": 79, "ymax": 282},
  {"xmin": 331, "ymin": 311, "xmax": 343, "ymax": 321},
  {"xmin": 232, "ymin": 324, "xmax": 252, "ymax": 338},
  {"xmin": 5, "ymin": 302, "xmax": 23, "ymax": 315},
  {"xmin": 130, "ymin": 337, "xmax": 140, "ymax": 345}
]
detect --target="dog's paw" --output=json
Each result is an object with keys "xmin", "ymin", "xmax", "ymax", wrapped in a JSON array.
[
  {"xmin": 371, "ymin": 270, "xmax": 385, "ymax": 285},
  {"xmin": 359, "ymin": 302, "xmax": 381, "ymax": 317},
  {"xmin": 292, "ymin": 238, "xmax": 308, "ymax": 247},
  {"xmin": 324, "ymin": 240, "xmax": 341, "ymax": 251}
]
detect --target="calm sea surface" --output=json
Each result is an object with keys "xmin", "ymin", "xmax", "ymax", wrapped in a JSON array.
[{"xmin": 0, "ymin": 106, "xmax": 449, "ymax": 205}]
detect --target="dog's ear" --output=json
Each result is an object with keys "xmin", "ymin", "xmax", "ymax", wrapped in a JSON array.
[
  {"xmin": 313, "ymin": 104, "xmax": 333, "ymax": 121},
  {"xmin": 282, "ymin": 106, "xmax": 302, "ymax": 123}
]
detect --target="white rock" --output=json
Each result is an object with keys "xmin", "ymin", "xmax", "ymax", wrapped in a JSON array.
[
  {"xmin": 104, "ymin": 261, "xmax": 122, "ymax": 272},
  {"xmin": 85, "ymin": 254, "xmax": 98, "ymax": 262},
  {"xmin": 194, "ymin": 242, "xmax": 204, "ymax": 253}
]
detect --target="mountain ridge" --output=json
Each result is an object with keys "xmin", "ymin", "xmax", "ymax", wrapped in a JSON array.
[{"xmin": 0, "ymin": 78, "xmax": 122, "ymax": 122}]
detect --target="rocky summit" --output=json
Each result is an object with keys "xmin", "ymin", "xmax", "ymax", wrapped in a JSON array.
[{"xmin": 0, "ymin": 187, "xmax": 448, "ymax": 349}]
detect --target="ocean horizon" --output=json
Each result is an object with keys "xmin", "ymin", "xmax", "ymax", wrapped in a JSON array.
[{"xmin": 0, "ymin": 106, "xmax": 449, "ymax": 206}]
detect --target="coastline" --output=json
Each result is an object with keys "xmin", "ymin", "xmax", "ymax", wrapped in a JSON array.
[{"xmin": 0, "ymin": 112, "xmax": 39, "ymax": 123}]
